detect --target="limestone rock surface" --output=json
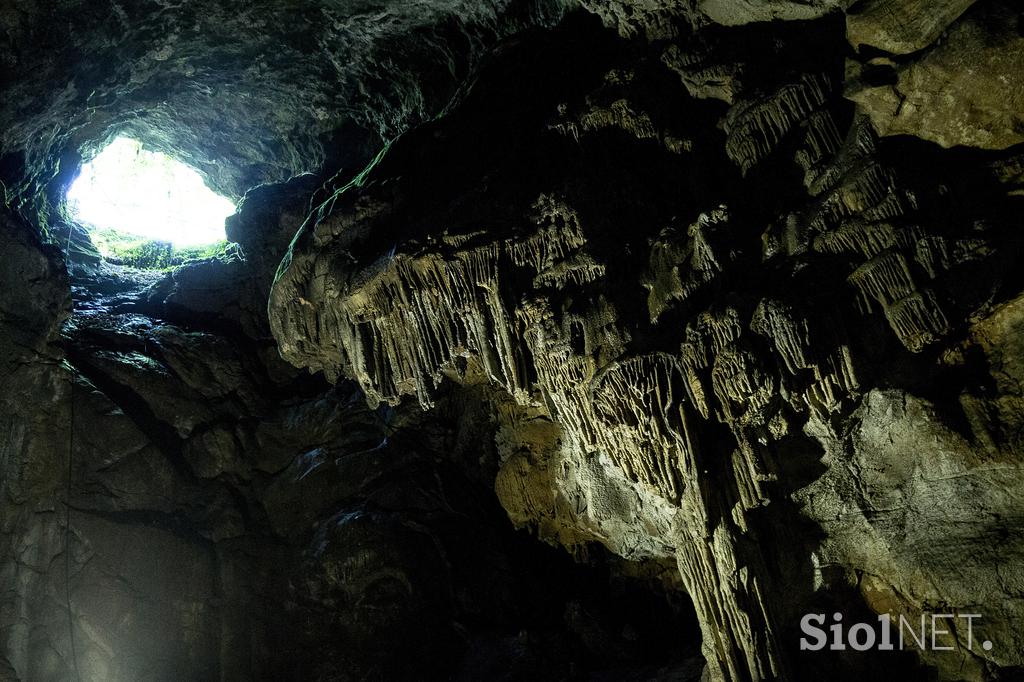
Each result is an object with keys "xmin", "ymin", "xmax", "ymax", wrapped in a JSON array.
[
  {"xmin": 846, "ymin": 2, "xmax": 1024, "ymax": 149},
  {"xmin": 846, "ymin": 0, "xmax": 978, "ymax": 54},
  {"xmin": 1, "ymin": 0, "xmax": 1024, "ymax": 680}
]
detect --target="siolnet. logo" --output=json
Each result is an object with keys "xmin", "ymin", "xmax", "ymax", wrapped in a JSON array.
[{"xmin": 799, "ymin": 612, "xmax": 993, "ymax": 652}]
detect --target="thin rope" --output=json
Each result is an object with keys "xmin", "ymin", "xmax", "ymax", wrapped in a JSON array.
[
  {"xmin": 65, "ymin": 368, "xmax": 81, "ymax": 682},
  {"xmin": 63, "ymin": 227, "xmax": 82, "ymax": 681},
  {"xmin": 65, "ymin": 222, "xmax": 75, "ymax": 262}
]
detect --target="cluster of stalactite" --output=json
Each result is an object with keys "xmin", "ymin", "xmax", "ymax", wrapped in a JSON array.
[{"xmin": 268, "ymin": 12, "xmax": 1013, "ymax": 680}]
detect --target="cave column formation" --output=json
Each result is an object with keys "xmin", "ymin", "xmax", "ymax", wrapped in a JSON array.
[{"xmin": 3, "ymin": 0, "xmax": 1024, "ymax": 680}]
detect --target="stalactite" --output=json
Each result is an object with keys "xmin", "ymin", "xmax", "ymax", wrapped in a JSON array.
[
  {"xmin": 848, "ymin": 250, "xmax": 949, "ymax": 352},
  {"xmin": 711, "ymin": 347, "xmax": 776, "ymax": 426},
  {"xmin": 724, "ymin": 74, "xmax": 831, "ymax": 173},
  {"xmin": 848, "ymin": 249, "xmax": 918, "ymax": 307},
  {"xmin": 675, "ymin": 499, "xmax": 785, "ymax": 682},
  {"xmin": 812, "ymin": 220, "xmax": 924, "ymax": 259},
  {"xmin": 590, "ymin": 354, "xmax": 695, "ymax": 501},
  {"xmin": 796, "ymin": 110, "xmax": 844, "ymax": 188},
  {"xmin": 680, "ymin": 306, "xmax": 772, "ymax": 425},
  {"xmin": 551, "ymin": 96, "xmax": 687, "ymax": 152},
  {"xmin": 751, "ymin": 298, "xmax": 860, "ymax": 417},
  {"xmin": 914, "ymin": 235, "xmax": 951, "ymax": 279},
  {"xmin": 749, "ymin": 298, "xmax": 811, "ymax": 374},
  {"xmin": 884, "ymin": 289, "xmax": 950, "ymax": 352},
  {"xmin": 263, "ymin": 26, "xmax": 1005, "ymax": 677},
  {"xmin": 661, "ymin": 42, "xmax": 743, "ymax": 104},
  {"xmin": 645, "ymin": 207, "xmax": 733, "ymax": 323},
  {"xmin": 645, "ymin": 228, "xmax": 689, "ymax": 323}
]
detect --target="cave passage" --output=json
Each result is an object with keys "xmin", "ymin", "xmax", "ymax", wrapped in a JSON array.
[{"xmin": 66, "ymin": 137, "xmax": 235, "ymax": 255}]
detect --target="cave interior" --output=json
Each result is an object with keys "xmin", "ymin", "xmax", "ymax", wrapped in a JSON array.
[{"xmin": 1, "ymin": 0, "xmax": 1024, "ymax": 680}]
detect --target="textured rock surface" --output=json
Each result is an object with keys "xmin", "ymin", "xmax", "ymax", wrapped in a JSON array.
[
  {"xmin": 1, "ymin": 0, "xmax": 1023, "ymax": 680},
  {"xmin": 799, "ymin": 385, "xmax": 1024, "ymax": 679},
  {"xmin": 845, "ymin": 0, "xmax": 978, "ymax": 54},
  {"xmin": 696, "ymin": 0, "xmax": 854, "ymax": 26},
  {"xmin": 269, "ymin": 6, "xmax": 1024, "ymax": 682},
  {"xmin": 846, "ymin": 2, "xmax": 1024, "ymax": 149}
]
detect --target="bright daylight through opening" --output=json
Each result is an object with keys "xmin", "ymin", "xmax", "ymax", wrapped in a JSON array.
[{"xmin": 67, "ymin": 137, "xmax": 235, "ymax": 253}]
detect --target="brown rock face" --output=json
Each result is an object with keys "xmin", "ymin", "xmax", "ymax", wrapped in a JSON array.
[
  {"xmin": 846, "ymin": 2, "xmax": 1024, "ymax": 149},
  {"xmin": 2, "ymin": 0, "xmax": 1024, "ymax": 681},
  {"xmin": 846, "ymin": 0, "xmax": 978, "ymax": 55}
]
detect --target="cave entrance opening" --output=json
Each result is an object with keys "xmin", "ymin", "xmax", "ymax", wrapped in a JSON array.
[{"xmin": 66, "ymin": 136, "xmax": 236, "ymax": 268}]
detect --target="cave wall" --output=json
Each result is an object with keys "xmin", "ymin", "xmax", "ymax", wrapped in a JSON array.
[
  {"xmin": 268, "ymin": 2, "xmax": 1024, "ymax": 680},
  {"xmin": 1, "ymin": 0, "xmax": 1023, "ymax": 680}
]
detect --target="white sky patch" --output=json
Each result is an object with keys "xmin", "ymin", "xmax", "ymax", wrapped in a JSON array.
[{"xmin": 67, "ymin": 137, "xmax": 235, "ymax": 247}]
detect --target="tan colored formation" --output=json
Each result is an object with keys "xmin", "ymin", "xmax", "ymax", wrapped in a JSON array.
[
  {"xmin": 268, "ymin": 4, "xmax": 1022, "ymax": 679},
  {"xmin": 268, "ymin": 89, "xmax": 964, "ymax": 682}
]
